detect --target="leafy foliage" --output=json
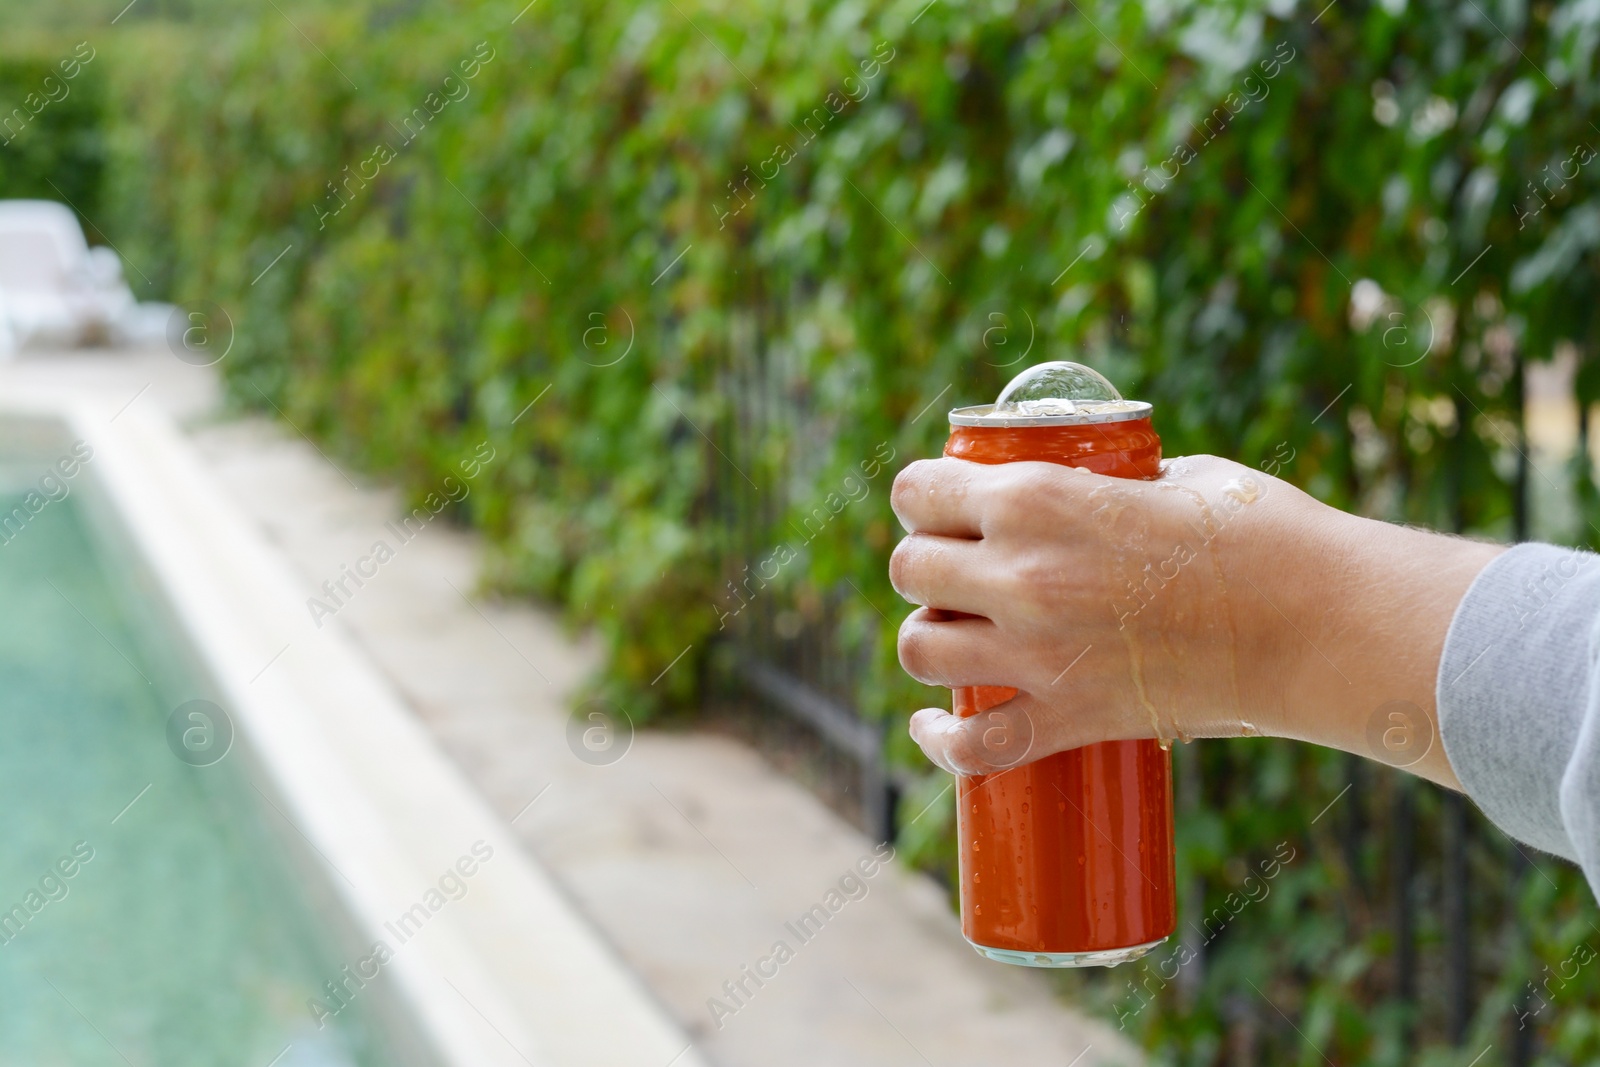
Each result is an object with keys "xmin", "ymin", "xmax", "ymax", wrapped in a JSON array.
[{"xmin": 0, "ymin": 40, "xmax": 104, "ymax": 230}]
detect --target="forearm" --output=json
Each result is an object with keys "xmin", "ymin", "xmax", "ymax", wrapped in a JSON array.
[{"xmin": 1268, "ymin": 509, "xmax": 1504, "ymax": 789}]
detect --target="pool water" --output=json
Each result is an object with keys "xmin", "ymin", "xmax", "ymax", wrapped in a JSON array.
[{"xmin": 0, "ymin": 488, "xmax": 392, "ymax": 1066}]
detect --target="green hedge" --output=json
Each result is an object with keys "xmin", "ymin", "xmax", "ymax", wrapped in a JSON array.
[
  {"xmin": 0, "ymin": 39, "xmax": 104, "ymax": 230},
  {"xmin": 66, "ymin": 0, "xmax": 1600, "ymax": 1061}
]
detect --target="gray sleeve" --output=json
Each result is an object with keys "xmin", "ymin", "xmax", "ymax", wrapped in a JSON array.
[{"xmin": 1436, "ymin": 542, "xmax": 1600, "ymax": 895}]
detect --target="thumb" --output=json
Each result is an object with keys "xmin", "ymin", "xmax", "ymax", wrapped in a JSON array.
[{"xmin": 909, "ymin": 695, "xmax": 1046, "ymax": 775}]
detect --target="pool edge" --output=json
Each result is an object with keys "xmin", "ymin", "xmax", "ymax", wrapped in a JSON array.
[{"xmin": 5, "ymin": 397, "xmax": 708, "ymax": 1067}]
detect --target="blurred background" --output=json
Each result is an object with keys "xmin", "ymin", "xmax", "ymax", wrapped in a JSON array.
[{"xmin": 4, "ymin": 0, "xmax": 1600, "ymax": 1063}]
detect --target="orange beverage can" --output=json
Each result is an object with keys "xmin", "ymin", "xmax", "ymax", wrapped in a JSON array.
[{"xmin": 944, "ymin": 362, "xmax": 1175, "ymax": 967}]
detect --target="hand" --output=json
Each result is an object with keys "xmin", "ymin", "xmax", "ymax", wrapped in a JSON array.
[{"xmin": 889, "ymin": 454, "xmax": 1500, "ymax": 787}]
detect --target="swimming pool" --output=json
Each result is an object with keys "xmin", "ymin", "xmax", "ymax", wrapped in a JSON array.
[
  {"xmin": 0, "ymin": 396, "xmax": 711, "ymax": 1067},
  {"xmin": 0, "ymin": 420, "xmax": 409, "ymax": 1066}
]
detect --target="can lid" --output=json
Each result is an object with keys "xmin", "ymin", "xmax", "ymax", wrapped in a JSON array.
[{"xmin": 948, "ymin": 361, "xmax": 1152, "ymax": 427}]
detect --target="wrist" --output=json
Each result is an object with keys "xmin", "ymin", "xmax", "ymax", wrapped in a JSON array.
[{"xmin": 1217, "ymin": 485, "xmax": 1349, "ymax": 742}]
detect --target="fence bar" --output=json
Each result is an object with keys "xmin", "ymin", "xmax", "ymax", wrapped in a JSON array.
[
  {"xmin": 1443, "ymin": 792, "xmax": 1472, "ymax": 1043},
  {"xmin": 731, "ymin": 653, "xmax": 902, "ymax": 842},
  {"xmin": 1508, "ymin": 845, "xmax": 1535, "ymax": 1066},
  {"xmin": 1394, "ymin": 775, "xmax": 1417, "ymax": 1050},
  {"xmin": 1340, "ymin": 752, "xmax": 1365, "ymax": 901},
  {"xmin": 1508, "ymin": 356, "xmax": 1535, "ymax": 1066}
]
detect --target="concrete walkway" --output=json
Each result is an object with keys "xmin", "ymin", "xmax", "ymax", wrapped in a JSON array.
[{"xmin": 2, "ymin": 348, "xmax": 1140, "ymax": 1067}]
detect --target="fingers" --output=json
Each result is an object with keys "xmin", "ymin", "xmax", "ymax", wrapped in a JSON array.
[
  {"xmin": 889, "ymin": 534, "xmax": 995, "ymax": 614},
  {"xmin": 896, "ymin": 608, "xmax": 1011, "ymax": 687},
  {"xmin": 909, "ymin": 697, "xmax": 1044, "ymax": 775},
  {"xmin": 893, "ymin": 456, "xmax": 1113, "ymax": 541},
  {"xmin": 890, "ymin": 458, "xmax": 992, "ymax": 538}
]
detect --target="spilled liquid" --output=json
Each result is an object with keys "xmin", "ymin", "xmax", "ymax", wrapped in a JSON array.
[
  {"xmin": 1169, "ymin": 480, "xmax": 1229, "ymax": 745},
  {"xmin": 1140, "ymin": 463, "xmax": 1265, "ymax": 742},
  {"xmin": 1221, "ymin": 477, "xmax": 1261, "ymax": 504},
  {"xmin": 1089, "ymin": 482, "xmax": 1168, "ymax": 745}
]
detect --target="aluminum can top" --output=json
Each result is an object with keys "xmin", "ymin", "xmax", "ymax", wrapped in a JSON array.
[{"xmin": 947, "ymin": 361, "xmax": 1152, "ymax": 427}]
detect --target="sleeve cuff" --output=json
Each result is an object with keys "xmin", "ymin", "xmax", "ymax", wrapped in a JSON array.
[{"xmin": 1436, "ymin": 542, "xmax": 1600, "ymax": 862}]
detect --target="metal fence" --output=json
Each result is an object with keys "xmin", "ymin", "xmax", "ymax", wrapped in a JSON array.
[
  {"xmin": 706, "ymin": 308, "xmax": 903, "ymax": 843},
  {"xmin": 707, "ymin": 339, "xmax": 1548, "ymax": 1063}
]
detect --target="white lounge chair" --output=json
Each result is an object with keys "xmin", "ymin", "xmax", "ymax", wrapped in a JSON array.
[{"xmin": 0, "ymin": 199, "xmax": 142, "ymax": 353}]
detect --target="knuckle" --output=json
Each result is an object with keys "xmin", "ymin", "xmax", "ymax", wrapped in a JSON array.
[
  {"xmin": 946, "ymin": 721, "xmax": 999, "ymax": 775},
  {"xmin": 888, "ymin": 538, "xmax": 918, "ymax": 599},
  {"xmin": 896, "ymin": 618, "xmax": 938, "ymax": 682},
  {"xmin": 1187, "ymin": 453, "xmax": 1244, "ymax": 484},
  {"xmin": 986, "ymin": 464, "xmax": 1049, "ymax": 530},
  {"xmin": 889, "ymin": 461, "xmax": 930, "ymax": 521}
]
